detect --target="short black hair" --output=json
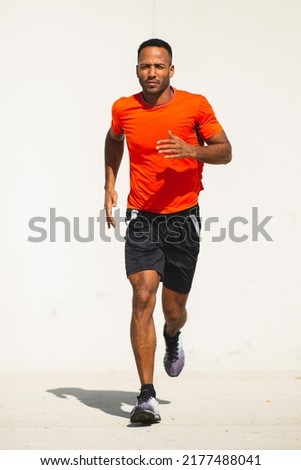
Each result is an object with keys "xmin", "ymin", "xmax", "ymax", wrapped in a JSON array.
[{"xmin": 137, "ymin": 38, "xmax": 173, "ymax": 63}]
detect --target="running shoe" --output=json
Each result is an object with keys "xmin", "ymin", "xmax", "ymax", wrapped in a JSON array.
[
  {"xmin": 163, "ymin": 328, "xmax": 185, "ymax": 377},
  {"xmin": 130, "ymin": 389, "xmax": 161, "ymax": 424}
]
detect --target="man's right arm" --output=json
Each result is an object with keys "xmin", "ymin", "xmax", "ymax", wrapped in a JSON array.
[{"xmin": 104, "ymin": 127, "xmax": 124, "ymax": 228}]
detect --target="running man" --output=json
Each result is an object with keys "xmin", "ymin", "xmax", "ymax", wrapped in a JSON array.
[{"xmin": 104, "ymin": 38, "xmax": 232, "ymax": 424}]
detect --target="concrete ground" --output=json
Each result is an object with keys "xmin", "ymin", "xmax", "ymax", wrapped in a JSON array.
[{"xmin": 1, "ymin": 371, "xmax": 301, "ymax": 450}]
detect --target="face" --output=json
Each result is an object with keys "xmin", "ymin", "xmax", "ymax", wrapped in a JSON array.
[{"xmin": 136, "ymin": 46, "xmax": 174, "ymax": 100}]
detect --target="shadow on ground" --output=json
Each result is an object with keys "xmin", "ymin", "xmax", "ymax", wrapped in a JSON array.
[{"xmin": 46, "ymin": 388, "xmax": 170, "ymax": 420}]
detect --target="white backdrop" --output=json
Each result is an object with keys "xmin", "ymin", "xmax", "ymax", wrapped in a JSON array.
[{"xmin": 1, "ymin": 0, "xmax": 300, "ymax": 373}]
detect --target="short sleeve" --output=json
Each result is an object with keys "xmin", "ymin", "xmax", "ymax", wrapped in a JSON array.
[
  {"xmin": 196, "ymin": 96, "xmax": 223, "ymax": 141},
  {"xmin": 111, "ymin": 99, "xmax": 124, "ymax": 136}
]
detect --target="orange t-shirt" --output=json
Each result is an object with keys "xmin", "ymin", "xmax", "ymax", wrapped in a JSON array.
[{"xmin": 111, "ymin": 88, "xmax": 223, "ymax": 214}]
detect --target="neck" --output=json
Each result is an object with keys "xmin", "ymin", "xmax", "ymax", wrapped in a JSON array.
[{"xmin": 142, "ymin": 86, "xmax": 174, "ymax": 106}]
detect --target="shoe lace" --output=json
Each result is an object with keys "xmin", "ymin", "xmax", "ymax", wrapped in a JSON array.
[
  {"xmin": 137, "ymin": 390, "xmax": 152, "ymax": 404},
  {"xmin": 166, "ymin": 340, "xmax": 179, "ymax": 362}
]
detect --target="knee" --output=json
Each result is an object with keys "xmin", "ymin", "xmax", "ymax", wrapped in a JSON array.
[
  {"xmin": 133, "ymin": 289, "xmax": 152, "ymax": 307},
  {"xmin": 129, "ymin": 271, "xmax": 160, "ymax": 316},
  {"xmin": 162, "ymin": 288, "xmax": 188, "ymax": 322},
  {"xmin": 163, "ymin": 304, "xmax": 187, "ymax": 323},
  {"xmin": 132, "ymin": 287, "xmax": 156, "ymax": 316}
]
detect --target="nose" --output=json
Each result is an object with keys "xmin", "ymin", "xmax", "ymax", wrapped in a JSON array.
[{"xmin": 148, "ymin": 65, "xmax": 157, "ymax": 77}]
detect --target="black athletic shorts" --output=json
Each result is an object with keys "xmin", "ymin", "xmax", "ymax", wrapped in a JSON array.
[{"xmin": 125, "ymin": 205, "xmax": 201, "ymax": 293}]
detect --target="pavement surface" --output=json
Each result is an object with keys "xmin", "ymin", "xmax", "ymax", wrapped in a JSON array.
[{"xmin": 1, "ymin": 371, "xmax": 301, "ymax": 450}]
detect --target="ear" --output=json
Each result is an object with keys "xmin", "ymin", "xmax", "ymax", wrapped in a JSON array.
[
  {"xmin": 169, "ymin": 65, "xmax": 175, "ymax": 78},
  {"xmin": 136, "ymin": 65, "xmax": 139, "ymax": 77}
]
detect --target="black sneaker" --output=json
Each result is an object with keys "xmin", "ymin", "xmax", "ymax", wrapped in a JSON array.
[
  {"xmin": 130, "ymin": 390, "xmax": 161, "ymax": 423},
  {"xmin": 163, "ymin": 327, "xmax": 185, "ymax": 377}
]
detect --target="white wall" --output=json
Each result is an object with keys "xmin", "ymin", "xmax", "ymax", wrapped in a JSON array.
[{"xmin": 1, "ymin": 0, "xmax": 300, "ymax": 373}]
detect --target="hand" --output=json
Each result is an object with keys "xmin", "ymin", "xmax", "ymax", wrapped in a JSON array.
[
  {"xmin": 156, "ymin": 130, "xmax": 196, "ymax": 159},
  {"xmin": 104, "ymin": 188, "xmax": 118, "ymax": 228}
]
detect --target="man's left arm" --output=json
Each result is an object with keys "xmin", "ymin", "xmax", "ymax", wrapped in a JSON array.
[{"xmin": 156, "ymin": 130, "xmax": 232, "ymax": 165}]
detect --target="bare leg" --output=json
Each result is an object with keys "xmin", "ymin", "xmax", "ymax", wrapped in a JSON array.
[
  {"xmin": 128, "ymin": 270, "xmax": 161, "ymax": 386},
  {"xmin": 162, "ymin": 286, "xmax": 189, "ymax": 337}
]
